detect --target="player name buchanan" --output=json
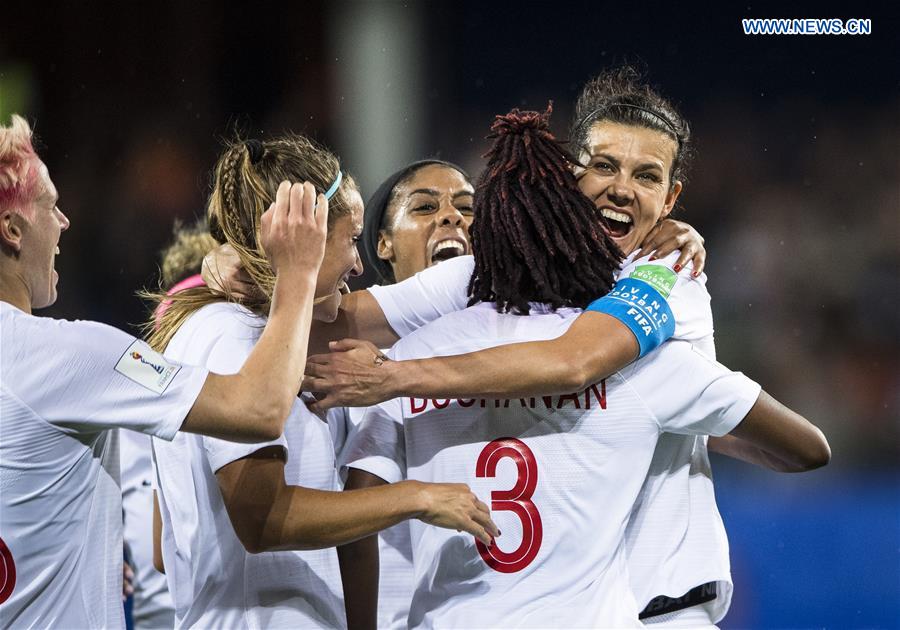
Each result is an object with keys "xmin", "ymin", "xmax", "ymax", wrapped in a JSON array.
[{"xmin": 408, "ymin": 380, "xmax": 607, "ymax": 415}]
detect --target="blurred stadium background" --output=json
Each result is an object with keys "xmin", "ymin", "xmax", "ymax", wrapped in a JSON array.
[{"xmin": 2, "ymin": 1, "xmax": 897, "ymax": 627}]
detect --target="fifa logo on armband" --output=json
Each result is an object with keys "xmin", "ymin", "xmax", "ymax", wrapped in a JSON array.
[{"xmin": 130, "ymin": 351, "xmax": 165, "ymax": 375}]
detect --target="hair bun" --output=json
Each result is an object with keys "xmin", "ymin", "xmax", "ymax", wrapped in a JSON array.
[
  {"xmin": 245, "ymin": 139, "xmax": 264, "ymax": 164},
  {"xmin": 488, "ymin": 104, "xmax": 554, "ymax": 139}
]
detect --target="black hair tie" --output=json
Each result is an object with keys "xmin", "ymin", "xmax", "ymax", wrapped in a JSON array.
[{"xmin": 246, "ymin": 139, "xmax": 264, "ymax": 164}]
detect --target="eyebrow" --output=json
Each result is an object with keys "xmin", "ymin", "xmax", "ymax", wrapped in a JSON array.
[
  {"xmin": 408, "ymin": 188, "xmax": 474, "ymax": 199},
  {"xmin": 589, "ymin": 152, "xmax": 664, "ymax": 172}
]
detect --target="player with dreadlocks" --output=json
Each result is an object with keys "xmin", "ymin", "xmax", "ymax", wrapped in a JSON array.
[
  {"xmin": 338, "ymin": 105, "xmax": 826, "ymax": 627},
  {"xmin": 467, "ymin": 105, "xmax": 620, "ymax": 314}
]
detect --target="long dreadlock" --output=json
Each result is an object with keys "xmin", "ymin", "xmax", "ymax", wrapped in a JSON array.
[{"xmin": 468, "ymin": 105, "xmax": 621, "ymax": 314}]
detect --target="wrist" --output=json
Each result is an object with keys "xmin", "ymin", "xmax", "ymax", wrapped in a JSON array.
[
  {"xmin": 271, "ymin": 270, "xmax": 318, "ymax": 300},
  {"xmin": 385, "ymin": 359, "xmax": 416, "ymax": 400},
  {"xmin": 397, "ymin": 480, "xmax": 429, "ymax": 520}
]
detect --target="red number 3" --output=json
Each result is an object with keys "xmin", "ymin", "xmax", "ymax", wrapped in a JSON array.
[
  {"xmin": 0, "ymin": 536, "xmax": 16, "ymax": 604},
  {"xmin": 475, "ymin": 437, "xmax": 542, "ymax": 573}
]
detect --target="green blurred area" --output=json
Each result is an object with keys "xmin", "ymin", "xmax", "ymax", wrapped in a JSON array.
[{"xmin": 0, "ymin": 64, "xmax": 34, "ymax": 122}]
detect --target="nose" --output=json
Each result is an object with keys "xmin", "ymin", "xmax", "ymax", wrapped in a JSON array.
[
  {"xmin": 606, "ymin": 174, "xmax": 635, "ymax": 207},
  {"xmin": 350, "ymin": 247, "xmax": 364, "ymax": 277},
  {"xmin": 55, "ymin": 206, "xmax": 71, "ymax": 232},
  {"xmin": 436, "ymin": 202, "xmax": 465, "ymax": 228}
]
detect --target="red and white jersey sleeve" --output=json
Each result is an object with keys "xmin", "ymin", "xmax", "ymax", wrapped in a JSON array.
[{"xmin": 0, "ymin": 303, "xmax": 206, "ymax": 629}]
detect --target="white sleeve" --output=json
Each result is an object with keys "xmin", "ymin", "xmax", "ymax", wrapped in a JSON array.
[
  {"xmin": 342, "ymin": 396, "xmax": 406, "ymax": 484},
  {"xmin": 623, "ymin": 341, "xmax": 761, "ymax": 437},
  {"xmin": 618, "ymin": 251, "xmax": 714, "ymax": 343},
  {"xmin": 26, "ymin": 319, "xmax": 207, "ymax": 441},
  {"xmin": 199, "ymin": 322, "xmax": 287, "ymax": 473},
  {"xmin": 366, "ymin": 255, "xmax": 474, "ymax": 338},
  {"xmin": 327, "ymin": 406, "xmax": 356, "ymax": 473}
]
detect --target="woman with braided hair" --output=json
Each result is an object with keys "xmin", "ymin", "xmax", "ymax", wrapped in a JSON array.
[
  {"xmin": 146, "ymin": 134, "xmax": 498, "ymax": 629},
  {"xmin": 339, "ymin": 105, "xmax": 826, "ymax": 628}
]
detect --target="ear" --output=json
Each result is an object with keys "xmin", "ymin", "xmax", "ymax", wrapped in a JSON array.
[
  {"xmin": 376, "ymin": 230, "xmax": 394, "ymax": 262},
  {"xmin": 660, "ymin": 180, "xmax": 683, "ymax": 219},
  {"xmin": 0, "ymin": 210, "xmax": 24, "ymax": 253}
]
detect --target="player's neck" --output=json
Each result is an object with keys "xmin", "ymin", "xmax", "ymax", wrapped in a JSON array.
[{"xmin": 0, "ymin": 268, "xmax": 33, "ymax": 314}]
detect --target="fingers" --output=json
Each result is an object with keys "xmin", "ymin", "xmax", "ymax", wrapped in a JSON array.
[
  {"xmin": 467, "ymin": 521, "xmax": 494, "ymax": 546},
  {"xmin": 259, "ymin": 201, "xmax": 275, "ymax": 244},
  {"xmin": 290, "ymin": 181, "xmax": 310, "ymax": 220},
  {"xmin": 307, "ymin": 395, "xmax": 339, "ymax": 413},
  {"xmin": 650, "ymin": 233, "xmax": 686, "ymax": 261},
  {"xmin": 309, "ymin": 392, "xmax": 342, "ymax": 413},
  {"xmin": 305, "ymin": 353, "xmax": 331, "ymax": 366},
  {"xmin": 472, "ymin": 505, "xmax": 500, "ymax": 539},
  {"xmin": 634, "ymin": 223, "xmax": 663, "ymax": 259},
  {"xmin": 260, "ymin": 181, "xmax": 291, "ymax": 250},
  {"xmin": 274, "ymin": 180, "xmax": 292, "ymax": 224},
  {"xmin": 691, "ymin": 248, "xmax": 706, "ymax": 277},
  {"xmin": 314, "ymin": 193, "xmax": 329, "ymax": 231},
  {"xmin": 302, "ymin": 365, "xmax": 326, "ymax": 382},
  {"xmin": 329, "ymin": 338, "xmax": 371, "ymax": 353},
  {"xmin": 673, "ymin": 245, "xmax": 694, "ymax": 274}
]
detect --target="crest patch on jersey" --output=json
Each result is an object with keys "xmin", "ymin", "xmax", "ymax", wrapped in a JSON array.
[
  {"xmin": 114, "ymin": 340, "xmax": 181, "ymax": 394},
  {"xmin": 629, "ymin": 265, "xmax": 677, "ymax": 298}
]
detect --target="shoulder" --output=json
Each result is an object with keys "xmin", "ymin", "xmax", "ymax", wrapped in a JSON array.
[
  {"xmin": 169, "ymin": 302, "xmax": 263, "ymax": 350},
  {"xmin": 387, "ymin": 302, "xmax": 487, "ymax": 360},
  {"xmin": 390, "ymin": 303, "xmax": 577, "ymax": 360},
  {"xmin": 618, "ymin": 251, "xmax": 707, "ymax": 297},
  {"xmin": 1, "ymin": 303, "xmax": 133, "ymax": 356},
  {"xmin": 181, "ymin": 301, "xmax": 261, "ymax": 333},
  {"xmin": 430, "ymin": 254, "xmax": 474, "ymax": 278}
]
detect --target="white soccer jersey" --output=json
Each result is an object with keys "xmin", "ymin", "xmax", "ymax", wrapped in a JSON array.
[
  {"xmin": 368, "ymin": 252, "xmax": 736, "ymax": 624},
  {"xmin": 0, "ymin": 302, "xmax": 207, "ymax": 629},
  {"xmin": 151, "ymin": 302, "xmax": 345, "ymax": 629},
  {"xmin": 121, "ymin": 430, "xmax": 175, "ymax": 629},
  {"xmin": 346, "ymin": 303, "xmax": 760, "ymax": 628}
]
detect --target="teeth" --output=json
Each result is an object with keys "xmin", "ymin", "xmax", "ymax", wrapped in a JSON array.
[
  {"xmin": 433, "ymin": 240, "xmax": 465, "ymax": 254},
  {"xmin": 55, "ymin": 247, "xmax": 60, "ymax": 255},
  {"xmin": 339, "ymin": 281, "xmax": 349, "ymax": 295},
  {"xmin": 600, "ymin": 209, "xmax": 632, "ymax": 224}
]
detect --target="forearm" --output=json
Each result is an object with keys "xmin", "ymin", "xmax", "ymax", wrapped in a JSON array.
[
  {"xmin": 708, "ymin": 435, "xmax": 802, "ymax": 472},
  {"xmin": 728, "ymin": 391, "xmax": 831, "ymax": 472},
  {"xmin": 337, "ymin": 470, "xmax": 384, "ymax": 630},
  {"xmin": 338, "ymin": 535, "xmax": 379, "ymax": 630},
  {"xmin": 236, "ymin": 271, "xmax": 318, "ymax": 417},
  {"xmin": 386, "ymin": 312, "xmax": 637, "ymax": 400},
  {"xmin": 259, "ymin": 479, "xmax": 424, "ymax": 551},
  {"xmin": 152, "ymin": 491, "xmax": 165, "ymax": 574},
  {"xmin": 184, "ymin": 270, "xmax": 317, "ymax": 442}
]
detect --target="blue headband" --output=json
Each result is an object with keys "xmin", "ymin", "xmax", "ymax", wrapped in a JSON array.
[{"xmin": 324, "ymin": 170, "xmax": 343, "ymax": 200}]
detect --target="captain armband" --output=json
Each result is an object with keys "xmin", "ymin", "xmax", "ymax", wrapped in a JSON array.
[{"xmin": 586, "ymin": 278, "xmax": 676, "ymax": 358}]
